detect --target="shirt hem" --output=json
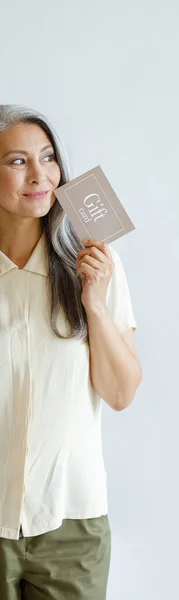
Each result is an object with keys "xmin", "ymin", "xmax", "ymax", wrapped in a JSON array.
[{"xmin": 0, "ymin": 504, "xmax": 108, "ymax": 540}]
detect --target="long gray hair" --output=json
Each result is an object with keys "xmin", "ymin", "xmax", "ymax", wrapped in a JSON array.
[{"xmin": 0, "ymin": 104, "xmax": 88, "ymax": 341}]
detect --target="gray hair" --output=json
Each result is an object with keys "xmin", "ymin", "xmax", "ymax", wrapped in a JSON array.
[{"xmin": 0, "ymin": 104, "xmax": 88, "ymax": 341}]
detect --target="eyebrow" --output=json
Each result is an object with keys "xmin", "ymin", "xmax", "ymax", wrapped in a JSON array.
[{"xmin": 1, "ymin": 144, "xmax": 54, "ymax": 158}]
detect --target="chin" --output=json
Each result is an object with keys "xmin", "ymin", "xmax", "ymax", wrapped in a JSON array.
[
  {"xmin": 31, "ymin": 205, "xmax": 53, "ymax": 218},
  {"xmin": 26, "ymin": 196, "xmax": 56, "ymax": 218}
]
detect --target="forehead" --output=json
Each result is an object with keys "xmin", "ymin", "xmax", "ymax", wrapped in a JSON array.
[{"xmin": 0, "ymin": 122, "xmax": 53, "ymax": 153}]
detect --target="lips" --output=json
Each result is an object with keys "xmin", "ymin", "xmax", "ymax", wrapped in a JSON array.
[{"xmin": 24, "ymin": 191, "xmax": 49, "ymax": 198}]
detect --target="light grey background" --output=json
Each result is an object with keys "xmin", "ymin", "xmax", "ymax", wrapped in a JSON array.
[{"xmin": 1, "ymin": 1, "xmax": 179, "ymax": 598}]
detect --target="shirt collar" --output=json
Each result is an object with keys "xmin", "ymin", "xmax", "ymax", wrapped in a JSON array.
[{"xmin": 0, "ymin": 231, "xmax": 48, "ymax": 277}]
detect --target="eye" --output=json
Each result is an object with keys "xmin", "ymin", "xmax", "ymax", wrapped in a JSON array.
[
  {"xmin": 10, "ymin": 153, "xmax": 56, "ymax": 165},
  {"xmin": 42, "ymin": 153, "xmax": 56, "ymax": 162},
  {"xmin": 10, "ymin": 158, "xmax": 25, "ymax": 165}
]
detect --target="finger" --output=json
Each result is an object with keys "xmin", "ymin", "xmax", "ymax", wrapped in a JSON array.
[
  {"xmin": 81, "ymin": 239, "xmax": 113, "ymax": 262},
  {"xmin": 77, "ymin": 261, "xmax": 103, "ymax": 281},
  {"xmin": 77, "ymin": 247, "xmax": 107, "ymax": 267},
  {"xmin": 77, "ymin": 254, "xmax": 105, "ymax": 273},
  {"xmin": 79, "ymin": 242, "xmax": 112, "ymax": 262}
]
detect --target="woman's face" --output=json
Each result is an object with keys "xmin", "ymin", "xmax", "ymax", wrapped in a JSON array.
[{"xmin": 0, "ymin": 122, "xmax": 61, "ymax": 219}]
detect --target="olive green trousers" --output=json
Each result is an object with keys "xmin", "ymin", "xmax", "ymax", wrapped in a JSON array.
[{"xmin": 0, "ymin": 515, "xmax": 111, "ymax": 599}]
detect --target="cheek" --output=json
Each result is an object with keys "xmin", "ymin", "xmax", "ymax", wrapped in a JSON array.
[
  {"xmin": 0, "ymin": 168, "xmax": 23, "ymax": 192},
  {"xmin": 51, "ymin": 163, "xmax": 61, "ymax": 187}
]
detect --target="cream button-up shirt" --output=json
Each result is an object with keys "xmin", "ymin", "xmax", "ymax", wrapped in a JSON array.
[{"xmin": 0, "ymin": 232, "xmax": 137, "ymax": 539}]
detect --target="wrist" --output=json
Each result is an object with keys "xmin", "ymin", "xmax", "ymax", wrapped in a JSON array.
[{"xmin": 85, "ymin": 302, "xmax": 108, "ymax": 318}]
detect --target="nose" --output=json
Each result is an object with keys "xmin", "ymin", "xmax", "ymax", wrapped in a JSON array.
[{"xmin": 27, "ymin": 159, "xmax": 47, "ymax": 183}]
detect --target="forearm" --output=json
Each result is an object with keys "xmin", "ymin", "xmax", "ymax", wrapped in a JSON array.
[{"xmin": 86, "ymin": 304, "xmax": 141, "ymax": 411}]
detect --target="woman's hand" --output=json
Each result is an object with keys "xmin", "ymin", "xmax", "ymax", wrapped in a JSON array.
[{"xmin": 76, "ymin": 239, "xmax": 115, "ymax": 313}]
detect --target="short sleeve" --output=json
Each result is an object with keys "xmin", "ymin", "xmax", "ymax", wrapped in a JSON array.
[{"xmin": 106, "ymin": 245, "xmax": 137, "ymax": 333}]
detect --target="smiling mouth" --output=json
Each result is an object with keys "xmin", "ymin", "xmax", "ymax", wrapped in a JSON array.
[{"xmin": 23, "ymin": 191, "xmax": 49, "ymax": 199}]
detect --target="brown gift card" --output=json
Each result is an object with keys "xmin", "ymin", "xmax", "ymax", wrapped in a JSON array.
[{"xmin": 54, "ymin": 165, "xmax": 135, "ymax": 244}]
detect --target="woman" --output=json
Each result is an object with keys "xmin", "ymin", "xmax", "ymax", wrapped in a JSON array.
[{"xmin": 0, "ymin": 104, "xmax": 142, "ymax": 600}]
